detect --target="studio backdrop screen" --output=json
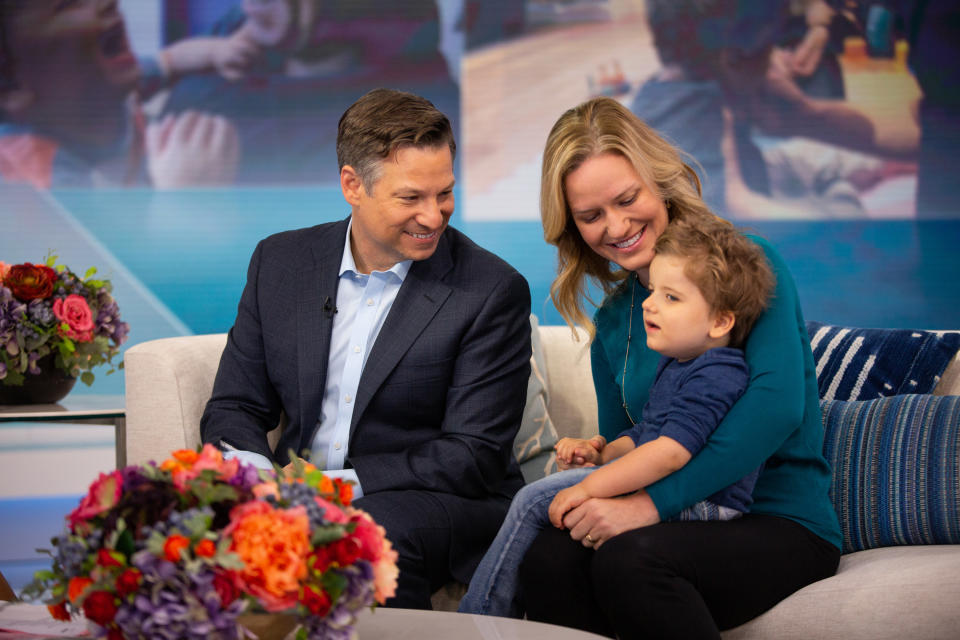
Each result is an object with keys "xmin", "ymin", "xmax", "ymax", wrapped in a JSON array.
[{"xmin": 1, "ymin": 0, "xmax": 957, "ymax": 396}]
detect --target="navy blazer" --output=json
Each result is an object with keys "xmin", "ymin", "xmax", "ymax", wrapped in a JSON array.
[{"xmin": 201, "ymin": 218, "xmax": 531, "ymax": 578}]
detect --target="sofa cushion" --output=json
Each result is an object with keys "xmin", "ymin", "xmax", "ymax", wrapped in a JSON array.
[
  {"xmin": 721, "ymin": 545, "xmax": 960, "ymax": 640},
  {"xmin": 514, "ymin": 315, "xmax": 559, "ymax": 482},
  {"xmin": 806, "ymin": 322, "xmax": 960, "ymax": 402},
  {"xmin": 821, "ymin": 393, "xmax": 960, "ymax": 554}
]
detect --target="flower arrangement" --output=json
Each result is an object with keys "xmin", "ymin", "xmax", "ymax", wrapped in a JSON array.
[
  {"xmin": 24, "ymin": 445, "xmax": 398, "ymax": 640},
  {"xmin": 0, "ymin": 257, "xmax": 129, "ymax": 388}
]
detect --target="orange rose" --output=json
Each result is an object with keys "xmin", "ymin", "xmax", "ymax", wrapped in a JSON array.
[
  {"xmin": 225, "ymin": 502, "xmax": 311, "ymax": 612},
  {"xmin": 67, "ymin": 577, "xmax": 94, "ymax": 604},
  {"xmin": 47, "ymin": 601, "xmax": 71, "ymax": 621},
  {"xmin": 195, "ymin": 539, "xmax": 217, "ymax": 558},
  {"xmin": 163, "ymin": 535, "xmax": 190, "ymax": 562}
]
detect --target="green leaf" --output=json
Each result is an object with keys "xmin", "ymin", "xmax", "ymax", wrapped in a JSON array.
[
  {"xmin": 321, "ymin": 571, "xmax": 348, "ymax": 601},
  {"xmin": 83, "ymin": 266, "xmax": 97, "ymax": 279},
  {"xmin": 116, "ymin": 527, "xmax": 136, "ymax": 558},
  {"xmin": 192, "ymin": 482, "xmax": 239, "ymax": 506},
  {"xmin": 80, "ymin": 371, "xmax": 95, "ymax": 386},
  {"xmin": 311, "ymin": 524, "xmax": 347, "ymax": 546}
]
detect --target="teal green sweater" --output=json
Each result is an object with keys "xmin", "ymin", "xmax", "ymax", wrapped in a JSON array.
[{"xmin": 592, "ymin": 236, "xmax": 842, "ymax": 549}]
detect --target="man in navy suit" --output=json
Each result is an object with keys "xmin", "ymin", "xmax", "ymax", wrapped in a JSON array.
[{"xmin": 201, "ymin": 88, "xmax": 531, "ymax": 608}]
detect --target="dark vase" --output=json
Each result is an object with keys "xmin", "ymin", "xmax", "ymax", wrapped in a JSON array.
[{"xmin": 0, "ymin": 355, "xmax": 77, "ymax": 405}]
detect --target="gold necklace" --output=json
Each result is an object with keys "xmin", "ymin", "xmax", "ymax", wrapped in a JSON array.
[{"xmin": 621, "ymin": 273, "xmax": 639, "ymax": 425}]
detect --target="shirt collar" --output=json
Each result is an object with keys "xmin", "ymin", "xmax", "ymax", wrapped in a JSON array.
[{"xmin": 338, "ymin": 219, "xmax": 412, "ymax": 282}]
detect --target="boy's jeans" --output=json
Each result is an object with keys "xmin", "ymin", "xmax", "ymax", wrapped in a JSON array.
[{"xmin": 458, "ymin": 467, "xmax": 742, "ymax": 618}]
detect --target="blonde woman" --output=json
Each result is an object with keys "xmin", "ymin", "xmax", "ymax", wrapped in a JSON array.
[{"xmin": 517, "ymin": 97, "xmax": 841, "ymax": 639}]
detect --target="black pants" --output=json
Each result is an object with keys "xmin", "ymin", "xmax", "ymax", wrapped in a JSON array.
[
  {"xmin": 519, "ymin": 514, "xmax": 840, "ymax": 640},
  {"xmin": 353, "ymin": 490, "xmax": 453, "ymax": 610}
]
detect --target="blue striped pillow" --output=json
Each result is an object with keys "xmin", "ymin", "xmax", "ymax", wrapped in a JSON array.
[
  {"xmin": 821, "ymin": 394, "xmax": 960, "ymax": 554},
  {"xmin": 807, "ymin": 322, "xmax": 960, "ymax": 401}
]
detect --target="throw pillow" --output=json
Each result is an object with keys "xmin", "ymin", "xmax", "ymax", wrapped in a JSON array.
[
  {"xmin": 514, "ymin": 315, "xmax": 559, "ymax": 482},
  {"xmin": 821, "ymin": 394, "xmax": 960, "ymax": 554},
  {"xmin": 807, "ymin": 321, "xmax": 960, "ymax": 401}
]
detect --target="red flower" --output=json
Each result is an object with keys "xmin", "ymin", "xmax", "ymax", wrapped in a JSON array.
[
  {"xmin": 53, "ymin": 294, "xmax": 94, "ymax": 343},
  {"xmin": 47, "ymin": 601, "xmax": 71, "ymax": 621},
  {"xmin": 194, "ymin": 539, "xmax": 216, "ymax": 558},
  {"xmin": 349, "ymin": 515, "xmax": 384, "ymax": 562},
  {"xmin": 330, "ymin": 537, "xmax": 362, "ymax": 566},
  {"xmin": 114, "ymin": 568, "xmax": 142, "ymax": 598},
  {"xmin": 81, "ymin": 590, "xmax": 118, "ymax": 626},
  {"xmin": 163, "ymin": 534, "xmax": 190, "ymax": 562},
  {"xmin": 307, "ymin": 548, "xmax": 334, "ymax": 573},
  {"xmin": 212, "ymin": 570, "xmax": 240, "ymax": 607},
  {"xmin": 300, "ymin": 585, "xmax": 332, "ymax": 617},
  {"xmin": 68, "ymin": 471, "xmax": 122, "ymax": 533},
  {"xmin": 97, "ymin": 549, "xmax": 124, "ymax": 568},
  {"xmin": 3, "ymin": 263, "xmax": 57, "ymax": 300},
  {"xmin": 107, "ymin": 628, "xmax": 124, "ymax": 640}
]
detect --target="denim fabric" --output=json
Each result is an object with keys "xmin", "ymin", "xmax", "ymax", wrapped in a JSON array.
[
  {"xmin": 459, "ymin": 467, "xmax": 595, "ymax": 617},
  {"xmin": 459, "ymin": 467, "xmax": 745, "ymax": 618}
]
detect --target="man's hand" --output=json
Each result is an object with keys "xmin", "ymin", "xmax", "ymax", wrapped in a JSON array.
[
  {"xmin": 548, "ymin": 483, "xmax": 592, "ymax": 528},
  {"xmin": 555, "ymin": 435, "xmax": 605, "ymax": 470},
  {"xmin": 561, "ymin": 490, "xmax": 661, "ymax": 548}
]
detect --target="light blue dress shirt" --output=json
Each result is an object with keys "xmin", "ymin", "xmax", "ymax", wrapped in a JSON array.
[{"xmin": 224, "ymin": 222, "xmax": 411, "ymax": 498}]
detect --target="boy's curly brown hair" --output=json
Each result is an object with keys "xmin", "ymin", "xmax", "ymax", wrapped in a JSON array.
[{"xmin": 654, "ymin": 215, "xmax": 775, "ymax": 349}]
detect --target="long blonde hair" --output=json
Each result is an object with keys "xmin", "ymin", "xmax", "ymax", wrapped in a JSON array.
[{"xmin": 541, "ymin": 97, "xmax": 716, "ymax": 337}]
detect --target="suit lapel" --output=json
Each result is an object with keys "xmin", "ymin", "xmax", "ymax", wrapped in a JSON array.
[
  {"xmin": 349, "ymin": 232, "xmax": 454, "ymax": 436},
  {"xmin": 297, "ymin": 220, "xmax": 348, "ymax": 451}
]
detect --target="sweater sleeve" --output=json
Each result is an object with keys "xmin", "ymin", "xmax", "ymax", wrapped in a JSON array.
[{"xmin": 646, "ymin": 238, "xmax": 809, "ymax": 519}]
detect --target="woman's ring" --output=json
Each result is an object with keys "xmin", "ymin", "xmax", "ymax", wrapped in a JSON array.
[{"xmin": 585, "ymin": 533, "xmax": 594, "ymax": 544}]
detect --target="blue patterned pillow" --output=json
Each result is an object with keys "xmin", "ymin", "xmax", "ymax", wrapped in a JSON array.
[
  {"xmin": 807, "ymin": 322, "xmax": 960, "ymax": 401},
  {"xmin": 821, "ymin": 394, "xmax": 960, "ymax": 554}
]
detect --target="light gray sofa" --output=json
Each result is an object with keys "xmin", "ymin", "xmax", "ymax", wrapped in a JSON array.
[{"xmin": 124, "ymin": 323, "xmax": 960, "ymax": 639}]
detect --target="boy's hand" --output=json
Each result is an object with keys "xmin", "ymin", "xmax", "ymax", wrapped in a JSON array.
[
  {"xmin": 555, "ymin": 435, "xmax": 605, "ymax": 470},
  {"xmin": 548, "ymin": 483, "xmax": 592, "ymax": 528},
  {"xmin": 160, "ymin": 29, "xmax": 261, "ymax": 82},
  {"xmin": 210, "ymin": 27, "xmax": 261, "ymax": 81}
]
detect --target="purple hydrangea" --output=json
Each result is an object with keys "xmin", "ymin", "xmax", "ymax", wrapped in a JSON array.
[
  {"xmin": 27, "ymin": 298, "xmax": 56, "ymax": 326},
  {"xmin": 109, "ymin": 551, "xmax": 246, "ymax": 640},
  {"xmin": 229, "ymin": 461, "xmax": 263, "ymax": 492},
  {"xmin": 0, "ymin": 285, "xmax": 26, "ymax": 346},
  {"xmin": 93, "ymin": 291, "xmax": 129, "ymax": 345}
]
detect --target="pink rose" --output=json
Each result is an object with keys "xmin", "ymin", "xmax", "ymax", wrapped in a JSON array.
[
  {"xmin": 68, "ymin": 471, "xmax": 122, "ymax": 532},
  {"xmin": 53, "ymin": 294, "xmax": 94, "ymax": 342}
]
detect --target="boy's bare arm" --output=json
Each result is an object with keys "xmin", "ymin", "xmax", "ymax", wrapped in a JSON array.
[
  {"xmin": 548, "ymin": 435, "xmax": 691, "ymax": 528},
  {"xmin": 586, "ymin": 435, "xmax": 691, "ymax": 499},
  {"xmin": 599, "ymin": 435, "xmax": 637, "ymax": 464}
]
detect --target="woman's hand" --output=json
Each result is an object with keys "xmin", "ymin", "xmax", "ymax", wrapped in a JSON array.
[{"xmin": 561, "ymin": 490, "xmax": 661, "ymax": 548}]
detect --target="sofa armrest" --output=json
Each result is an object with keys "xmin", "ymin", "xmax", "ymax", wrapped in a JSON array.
[
  {"xmin": 934, "ymin": 348, "xmax": 960, "ymax": 396},
  {"xmin": 538, "ymin": 325, "xmax": 599, "ymax": 441},
  {"xmin": 124, "ymin": 334, "xmax": 227, "ymax": 466}
]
